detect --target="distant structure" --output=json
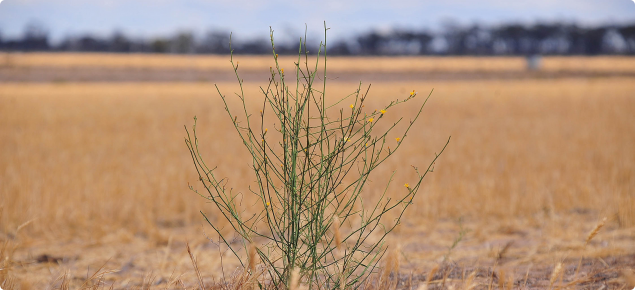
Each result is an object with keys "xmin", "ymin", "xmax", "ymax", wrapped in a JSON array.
[{"xmin": 526, "ymin": 55, "xmax": 542, "ymax": 71}]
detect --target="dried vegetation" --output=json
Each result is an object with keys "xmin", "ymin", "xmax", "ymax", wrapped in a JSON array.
[{"xmin": 0, "ymin": 55, "xmax": 634, "ymax": 289}]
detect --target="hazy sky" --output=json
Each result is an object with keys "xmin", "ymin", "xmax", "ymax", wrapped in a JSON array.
[{"xmin": 1, "ymin": 0, "xmax": 634, "ymax": 42}]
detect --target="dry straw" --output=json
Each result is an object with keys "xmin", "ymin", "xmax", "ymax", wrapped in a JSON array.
[
  {"xmin": 186, "ymin": 242, "xmax": 206, "ymax": 290},
  {"xmin": 340, "ymin": 271, "xmax": 347, "ymax": 290},
  {"xmin": 497, "ymin": 269, "xmax": 506, "ymax": 290},
  {"xmin": 620, "ymin": 269, "xmax": 635, "ymax": 288},
  {"xmin": 248, "ymin": 243, "xmax": 257, "ymax": 273},
  {"xmin": 496, "ymin": 241, "xmax": 513, "ymax": 261},
  {"xmin": 585, "ymin": 217, "xmax": 607, "ymax": 246},
  {"xmin": 463, "ymin": 271, "xmax": 476, "ymax": 290},
  {"xmin": 290, "ymin": 268, "xmax": 301, "ymax": 290},
  {"xmin": 416, "ymin": 265, "xmax": 439, "ymax": 290},
  {"xmin": 506, "ymin": 273, "xmax": 514, "ymax": 290},
  {"xmin": 332, "ymin": 216, "xmax": 342, "ymax": 250},
  {"xmin": 379, "ymin": 246, "xmax": 400, "ymax": 289},
  {"xmin": 574, "ymin": 216, "xmax": 608, "ymax": 281},
  {"xmin": 0, "ymin": 241, "xmax": 13, "ymax": 284},
  {"xmin": 54, "ymin": 271, "xmax": 71, "ymax": 290},
  {"xmin": 549, "ymin": 262, "xmax": 563, "ymax": 290}
]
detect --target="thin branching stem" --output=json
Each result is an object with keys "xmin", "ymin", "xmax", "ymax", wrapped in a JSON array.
[{"xmin": 184, "ymin": 24, "xmax": 449, "ymax": 289}]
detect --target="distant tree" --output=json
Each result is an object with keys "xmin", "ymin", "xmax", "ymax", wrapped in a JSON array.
[
  {"xmin": 535, "ymin": 23, "xmax": 570, "ymax": 55},
  {"xmin": 151, "ymin": 38, "xmax": 171, "ymax": 53},
  {"xmin": 389, "ymin": 30, "xmax": 432, "ymax": 55},
  {"xmin": 528, "ymin": 24, "xmax": 556, "ymax": 54},
  {"xmin": 172, "ymin": 31, "xmax": 195, "ymax": 54},
  {"xmin": 618, "ymin": 24, "xmax": 635, "ymax": 54},
  {"xmin": 354, "ymin": 29, "xmax": 432, "ymax": 55},
  {"xmin": 356, "ymin": 31, "xmax": 382, "ymax": 55},
  {"xmin": 413, "ymin": 31, "xmax": 434, "ymax": 54},
  {"xmin": 562, "ymin": 24, "xmax": 584, "ymax": 54},
  {"xmin": 493, "ymin": 24, "xmax": 528, "ymax": 55},
  {"xmin": 441, "ymin": 22, "xmax": 469, "ymax": 55},
  {"xmin": 110, "ymin": 31, "xmax": 132, "ymax": 52},
  {"xmin": 3, "ymin": 20, "xmax": 635, "ymax": 55},
  {"xmin": 198, "ymin": 31, "xmax": 230, "ymax": 54},
  {"xmin": 582, "ymin": 27, "xmax": 607, "ymax": 55},
  {"xmin": 20, "ymin": 21, "xmax": 49, "ymax": 51},
  {"xmin": 235, "ymin": 38, "xmax": 269, "ymax": 54},
  {"xmin": 328, "ymin": 40, "xmax": 352, "ymax": 55},
  {"xmin": 461, "ymin": 25, "xmax": 492, "ymax": 55},
  {"xmin": 602, "ymin": 28, "xmax": 628, "ymax": 54}
]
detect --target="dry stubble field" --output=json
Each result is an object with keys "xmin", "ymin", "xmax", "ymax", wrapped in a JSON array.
[{"xmin": 0, "ymin": 54, "xmax": 634, "ymax": 289}]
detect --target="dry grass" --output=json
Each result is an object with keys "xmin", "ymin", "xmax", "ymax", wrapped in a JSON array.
[
  {"xmin": 0, "ymin": 55, "xmax": 634, "ymax": 288},
  {"xmin": 3, "ymin": 53, "xmax": 635, "ymax": 74}
]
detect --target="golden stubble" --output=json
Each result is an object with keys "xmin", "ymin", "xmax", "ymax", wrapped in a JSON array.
[
  {"xmin": 0, "ymin": 62, "xmax": 634, "ymax": 287},
  {"xmin": 4, "ymin": 53, "xmax": 635, "ymax": 74},
  {"xmin": 2, "ymin": 78, "xmax": 634, "ymax": 236}
]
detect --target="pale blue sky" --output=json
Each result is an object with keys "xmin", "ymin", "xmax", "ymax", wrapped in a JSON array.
[{"xmin": 1, "ymin": 0, "xmax": 634, "ymax": 43}]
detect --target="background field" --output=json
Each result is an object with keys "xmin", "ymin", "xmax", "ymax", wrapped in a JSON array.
[
  {"xmin": 1, "ymin": 54, "xmax": 634, "ymax": 289},
  {"xmin": 3, "ymin": 54, "xmax": 635, "ymax": 82}
]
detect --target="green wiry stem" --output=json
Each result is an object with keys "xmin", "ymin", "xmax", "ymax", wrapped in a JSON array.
[{"xmin": 185, "ymin": 24, "xmax": 449, "ymax": 289}]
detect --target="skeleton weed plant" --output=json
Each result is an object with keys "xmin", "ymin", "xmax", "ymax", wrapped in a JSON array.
[{"xmin": 185, "ymin": 25, "xmax": 450, "ymax": 289}]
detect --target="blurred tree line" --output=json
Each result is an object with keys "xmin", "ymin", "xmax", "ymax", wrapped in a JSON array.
[{"xmin": 1, "ymin": 21, "xmax": 635, "ymax": 55}]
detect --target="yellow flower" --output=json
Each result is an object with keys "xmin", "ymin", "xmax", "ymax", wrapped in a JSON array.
[
  {"xmin": 275, "ymin": 54, "xmax": 279, "ymax": 58},
  {"xmin": 365, "ymin": 143, "xmax": 368, "ymax": 147},
  {"xmin": 350, "ymin": 104, "xmax": 354, "ymax": 109},
  {"xmin": 281, "ymin": 68, "xmax": 284, "ymax": 74},
  {"xmin": 410, "ymin": 90, "xmax": 415, "ymax": 96},
  {"xmin": 396, "ymin": 137, "xmax": 401, "ymax": 142},
  {"xmin": 266, "ymin": 202, "xmax": 270, "ymax": 206},
  {"xmin": 265, "ymin": 128, "xmax": 268, "ymax": 132},
  {"xmin": 404, "ymin": 183, "xmax": 409, "ymax": 188},
  {"xmin": 380, "ymin": 109, "xmax": 386, "ymax": 114},
  {"xmin": 368, "ymin": 118, "xmax": 374, "ymax": 122}
]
